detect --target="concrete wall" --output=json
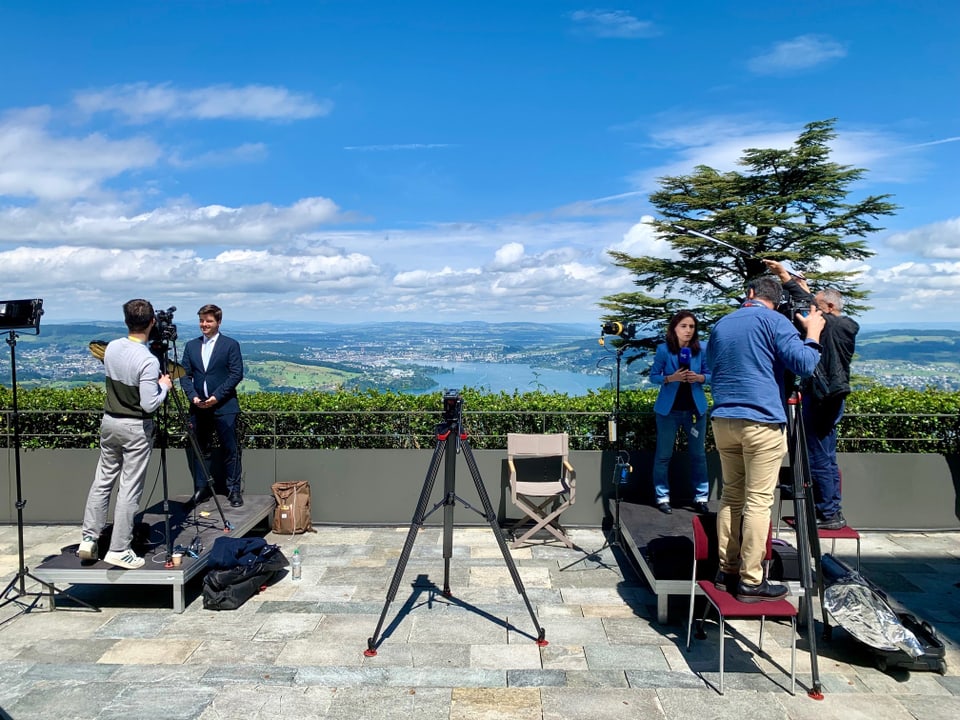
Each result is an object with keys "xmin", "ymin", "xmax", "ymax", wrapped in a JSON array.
[{"xmin": 3, "ymin": 446, "xmax": 959, "ymax": 530}]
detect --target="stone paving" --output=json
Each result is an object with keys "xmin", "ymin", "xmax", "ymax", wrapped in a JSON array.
[{"xmin": 1, "ymin": 523, "xmax": 959, "ymax": 719}]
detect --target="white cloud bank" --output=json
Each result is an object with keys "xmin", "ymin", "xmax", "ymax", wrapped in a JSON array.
[
  {"xmin": 0, "ymin": 107, "xmax": 161, "ymax": 200},
  {"xmin": 1, "ymin": 86, "xmax": 957, "ymax": 327}
]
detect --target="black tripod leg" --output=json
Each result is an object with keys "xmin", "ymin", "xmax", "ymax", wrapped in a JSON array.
[
  {"xmin": 794, "ymin": 414, "xmax": 831, "ymax": 641},
  {"xmin": 788, "ymin": 394, "xmax": 824, "ymax": 699},
  {"xmin": 365, "ymin": 436, "xmax": 447, "ymax": 656},
  {"xmin": 460, "ymin": 439, "xmax": 547, "ymax": 645},
  {"xmin": 441, "ymin": 431, "xmax": 457, "ymax": 596},
  {"xmin": 182, "ymin": 416, "xmax": 233, "ymax": 532},
  {"xmin": 158, "ymin": 442, "xmax": 174, "ymax": 564}
]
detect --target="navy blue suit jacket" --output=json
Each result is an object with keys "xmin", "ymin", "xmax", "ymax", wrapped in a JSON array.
[{"xmin": 180, "ymin": 334, "xmax": 244, "ymax": 416}]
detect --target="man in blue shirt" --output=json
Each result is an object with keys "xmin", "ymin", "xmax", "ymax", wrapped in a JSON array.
[{"xmin": 706, "ymin": 275, "xmax": 824, "ymax": 602}]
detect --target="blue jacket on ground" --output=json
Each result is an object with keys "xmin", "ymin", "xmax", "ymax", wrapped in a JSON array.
[
  {"xmin": 705, "ymin": 302, "xmax": 821, "ymax": 425},
  {"xmin": 649, "ymin": 343, "xmax": 711, "ymax": 417}
]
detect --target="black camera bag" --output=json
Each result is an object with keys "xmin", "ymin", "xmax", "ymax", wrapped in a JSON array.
[{"xmin": 202, "ymin": 537, "xmax": 288, "ymax": 611}]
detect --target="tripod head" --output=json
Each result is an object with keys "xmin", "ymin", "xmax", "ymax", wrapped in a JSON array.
[
  {"xmin": 438, "ymin": 390, "xmax": 467, "ymax": 448},
  {"xmin": 442, "ymin": 389, "xmax": 463, "ymax": 425}
]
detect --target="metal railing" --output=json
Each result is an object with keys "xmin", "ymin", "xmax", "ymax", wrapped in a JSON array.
[
  {"xmin": 0, "ymin": 409, "xmax": 629, "ymax": 451},
  {"xmin": 3, "ymin": 408, "xmax": 960, "ymax": 453}
]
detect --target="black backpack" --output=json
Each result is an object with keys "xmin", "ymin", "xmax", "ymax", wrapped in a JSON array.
[{"xmin": 202, "ymin": 537, "xmax": 289, "ymax": 611}]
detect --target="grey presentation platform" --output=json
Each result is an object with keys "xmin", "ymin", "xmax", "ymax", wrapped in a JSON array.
[
  {"xmin": 31, "ymin": 494, "xmax": 274, "ymax": 613},
  {"xmin": 619, "ymin": 500, "xmax": 806, "ymax": 623}
]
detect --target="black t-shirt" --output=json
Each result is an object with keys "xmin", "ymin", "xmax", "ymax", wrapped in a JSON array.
[{"xmin": 671, "ymin": 380, "xmax": 696, "ymax": 412}]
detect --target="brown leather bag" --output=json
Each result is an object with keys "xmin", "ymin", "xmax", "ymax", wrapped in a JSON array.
[{"xmin": 271, "ymin": 481, "xmax": 313, "ymax": 534}]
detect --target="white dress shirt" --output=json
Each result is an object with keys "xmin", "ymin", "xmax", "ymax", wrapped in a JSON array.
[{"xmin": 201, "ymin": 332, "xmax": 219, "ymax": 395}]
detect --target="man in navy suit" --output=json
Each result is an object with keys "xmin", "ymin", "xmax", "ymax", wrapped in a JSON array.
[{"xmin": 180, "ymin": 304, "xmax": 245, "ymax": 507}]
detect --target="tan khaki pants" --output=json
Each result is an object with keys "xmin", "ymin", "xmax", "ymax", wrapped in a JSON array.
[{"xmin": 712, "ymin": 418, "xmax": 787, "ymax": 585}]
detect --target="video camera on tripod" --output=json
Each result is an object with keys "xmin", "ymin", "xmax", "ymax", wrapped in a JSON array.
[{"xmin": 149, "ymin": 306, "xmax": 178, "ymax": 361}]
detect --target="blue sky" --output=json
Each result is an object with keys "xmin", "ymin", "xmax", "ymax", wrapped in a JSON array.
[{"xmin": 1, "ymin": 1, "xmax": 958, "ymax": 327}]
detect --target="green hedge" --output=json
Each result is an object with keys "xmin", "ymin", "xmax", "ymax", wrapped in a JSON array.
[{"xmin": 2, "ymin": 385, "xmax": 959, "ymax": 453}]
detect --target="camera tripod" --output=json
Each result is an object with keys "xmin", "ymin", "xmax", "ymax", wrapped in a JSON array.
[
  {"xmin": 783, "ymin": 387, "xmax": 828, "ymax": 700},
  {"xmin": 364, "ymin": 393, "xmax": 546, "ymax": 656}
]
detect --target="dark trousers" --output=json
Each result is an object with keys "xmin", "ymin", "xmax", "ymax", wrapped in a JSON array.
[
  {"xmin": 189, "ymin": 411, "xmax": 242, "ymax": 494},
  {"xmin": 802, "ymin": 396, "xmax": 845, "ymax": 518}
]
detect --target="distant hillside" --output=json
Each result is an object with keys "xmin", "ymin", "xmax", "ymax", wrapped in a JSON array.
[
  {"xmin": 3, "ymin": 321, "xmax": 960, "ymax": 393},
  {"xmin": 855, "ymin": 329, "xmax": 960, "ymax": 362}
]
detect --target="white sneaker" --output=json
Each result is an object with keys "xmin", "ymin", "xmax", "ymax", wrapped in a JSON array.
[
  {"xmin": 104, "ymin": 549, "xmax": 145, "ymax": 570},
  {"xmin": 78, "ymin": 535, "xmax": 98, "ymax": 561}
]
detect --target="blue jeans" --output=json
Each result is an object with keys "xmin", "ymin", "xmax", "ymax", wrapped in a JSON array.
[
  {"xmin": 653, "ymin": 410, "xmax": 708, "ymax": 504},
  {"xmin": 803, "ymin": 397, "xmax": 845, "ymax": 518}
]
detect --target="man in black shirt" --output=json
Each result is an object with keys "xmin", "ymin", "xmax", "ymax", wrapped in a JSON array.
[{"xmin": 765, "ymin": 260, "xmax": 859, "ymax": 530}]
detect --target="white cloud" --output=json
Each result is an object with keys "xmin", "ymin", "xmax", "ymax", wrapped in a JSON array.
[
  {"xmin": 0, "ymin": 196, "xmax": 344, "ymax": 248},
  {"xmin": 0, "ymin": 208, "xmax": 638, "ymax": 323},
  {"xmin": 0, "ymin": 107, "xmax": 161, "ymax": 200},
  {"xmin": 74, "ymin": 83, "xmax": 332, "ymax": 123},
  {"xmin": 629, "ymin": 117, "xmax": 923, "ymax": 192},
  {"xmin": 855, "ymin": 259, "xmax": 960, "ymax": 319},
  {"xmin": 569, "ymin": 9, "xmax": 658, "ymax": 39},
  {"xmin": 608, "ymin": 216, "xmax": 674, "ymax": 258},
  {"xmin": 748, "ymin": 34, "xmax": 847, "ymax": 75},
  {"xmin": 491, "ymin": 242, "xmax": 526, "ymax": 269},
  {"xmin": 885, "ymin": 218, "xmax": 960, "ymax": 258}
]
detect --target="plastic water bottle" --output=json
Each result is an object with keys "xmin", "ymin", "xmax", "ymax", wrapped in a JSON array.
[{"xmin": 291, "ymin": 548, "xmax": 302, "ymax": 581}]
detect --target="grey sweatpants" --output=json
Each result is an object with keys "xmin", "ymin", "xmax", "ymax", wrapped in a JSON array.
[{"xmin": 82, "ymin": 414, "xmax": 155, "ymax": 553}]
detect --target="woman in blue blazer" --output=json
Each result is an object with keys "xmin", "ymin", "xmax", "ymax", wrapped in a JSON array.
[{"xmin": 649, "ymin": 310, "xmax": 710, "ymax": 514}]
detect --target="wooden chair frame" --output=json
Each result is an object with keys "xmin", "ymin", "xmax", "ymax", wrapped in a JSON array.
[{"xmin": 507, "ymin": 433, "xmax": 576, "ymax": 549}]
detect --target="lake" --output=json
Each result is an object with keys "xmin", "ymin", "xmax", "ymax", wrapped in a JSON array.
[{"xmin": 411, "ymin": 362, "xmax": 614, "ymax": 396}]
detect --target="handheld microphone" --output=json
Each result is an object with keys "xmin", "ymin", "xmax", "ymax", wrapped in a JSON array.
[{"xmin": 679, "ymin": 347, "xmax": 691, "ymax": 370}]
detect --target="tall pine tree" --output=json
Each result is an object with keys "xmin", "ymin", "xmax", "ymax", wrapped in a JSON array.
[{"xmin": 601, "ymin": 119, "xmax": 897, "ymax": 333}]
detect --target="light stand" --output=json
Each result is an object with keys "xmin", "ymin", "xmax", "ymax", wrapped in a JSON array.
[
  {"xmin": 0, "ymin": 299, "xmax": 97, "ymax": 625},
  {"xmin": 599, "ymin": 322, "xmax": 637, "ymax": 548},
  {"xmin": 607, "ymin": 343, "xmax": 632, "ymax": 546}
]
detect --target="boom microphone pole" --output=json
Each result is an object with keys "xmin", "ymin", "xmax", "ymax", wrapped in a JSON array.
[{"xmin": 670, "ymin": 225, "xmax": 764, "ymax": 261}]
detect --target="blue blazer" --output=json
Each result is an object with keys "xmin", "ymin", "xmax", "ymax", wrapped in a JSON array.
[
  {"xmin": 180, "ymin": 334, "xmax": 244, "ymax": 416},
  {"xmin": 649, "ymin": 342, "xmax": 710, "ymax": 417}
]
